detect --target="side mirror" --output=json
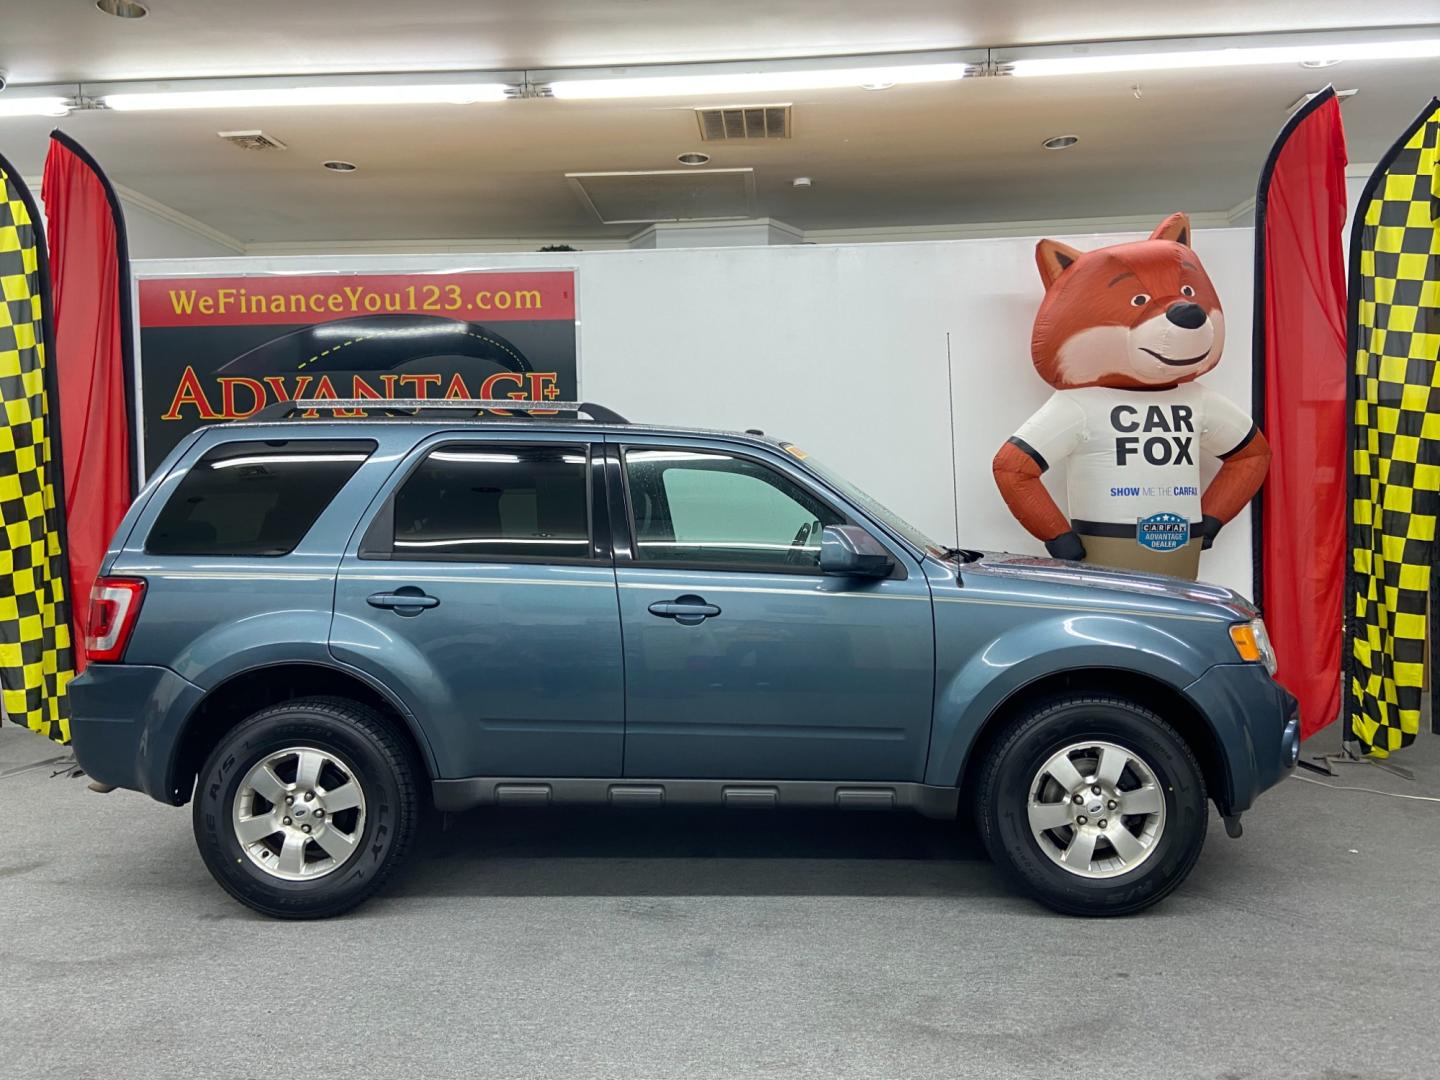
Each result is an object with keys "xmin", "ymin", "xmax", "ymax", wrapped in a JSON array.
[{"xmin": 820, "ymin": 525, "xmax": 894, "ymax": 578}]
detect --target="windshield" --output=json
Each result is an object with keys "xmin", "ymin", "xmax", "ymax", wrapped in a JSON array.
[{"xmin": 789, "ymin": 448, "xmax": 947, "ymax": 556}]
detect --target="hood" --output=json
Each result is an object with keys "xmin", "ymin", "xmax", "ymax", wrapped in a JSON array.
[{"xmin": 963, "ymin": 551, "xmax": 1257, "ymax": 618}]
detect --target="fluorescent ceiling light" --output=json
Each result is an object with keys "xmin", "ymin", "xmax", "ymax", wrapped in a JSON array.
[
  {"xmin": 395, "ymin": 538, "xmax": 588, "ymax": 547},
  {"xmin": 311, "ymin": 323, "xmax": 468, "ymax": 339},
  {"xmin": 430, "ymin": 451, "xmax": 522, "ymax": 464},
  {"xmin": 1008, "ymin": 37, "xmax": 1440, "ymax": 76},
  {"xmin": 101, "ymin": 82, "xmax": 511, "ymax": 111},
  {"xmin": 548, "ymin": 62, "xmax": 970, "ymax": 100},
  {"xmin": 627, "ymin": 451, "xmax": 731, "ymax": 463},
  {"xmin": 0, "ymin": 96, "xmax": 72, "ymax": 118},
  {"xmin": 210, "ymin": 454, "xmax": 368, "ymax": 469}
]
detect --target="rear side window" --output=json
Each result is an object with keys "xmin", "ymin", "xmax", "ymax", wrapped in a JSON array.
[
  {"xmin": 389, "ymin": 443, "xmax": 590, "ymax": 561},
  {"xmin": 147, "ymin": 440, "xmax": 375, "ymax": 556}
]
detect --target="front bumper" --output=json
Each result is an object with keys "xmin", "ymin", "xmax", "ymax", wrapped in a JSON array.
[
  {"xmin": 1183, "ymin": 662, "xmax": 1300, "ymax": 815},
  {"xmin": 69, "ymin": 663, "xmax": 206, "ymax": 803}
]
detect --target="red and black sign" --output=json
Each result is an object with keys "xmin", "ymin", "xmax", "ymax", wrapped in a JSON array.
[{"xmin": 137, "ymin": 270, "xmax": 578, "ymax": 471}]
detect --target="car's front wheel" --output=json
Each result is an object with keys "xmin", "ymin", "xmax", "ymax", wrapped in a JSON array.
[
  {"xmin": 977, "ymin": 694, "xmax": 1207, "ymax": 916},
  {"xmin": 192, "ymin": 696, "xmax": 422, "ymax": 919}
]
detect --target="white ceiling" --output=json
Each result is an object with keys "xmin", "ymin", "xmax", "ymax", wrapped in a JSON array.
[{"xmin": 0, "ymin": 1, "xmax": 1437, "ymax": 246}]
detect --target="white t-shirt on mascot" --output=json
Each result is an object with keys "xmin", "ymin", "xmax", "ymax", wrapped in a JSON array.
[{"xmin": 1010, "ymin": 383, "xmax": 1254, "ymax": 534}]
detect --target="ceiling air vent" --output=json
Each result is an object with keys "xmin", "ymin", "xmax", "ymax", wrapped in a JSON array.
[
  {"xmin": 695, "ymin": 104, "xmax": 791, "ymax": 141},
  {"xmin": 567, "ymin": 168, "xmax": 756, "ymax": 224},
  {"xmin": 217, "ymin": 129, "xmax": 288, "ymax": 151}
]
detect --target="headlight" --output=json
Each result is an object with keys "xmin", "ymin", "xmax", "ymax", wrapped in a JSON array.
[{"xmin": 1229, "ymin": 618, "xmax": 1278, "ymax": 675}]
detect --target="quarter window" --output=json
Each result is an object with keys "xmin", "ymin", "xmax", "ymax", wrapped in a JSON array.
[
  {"xmin": 624, "ymin": 448, "xmax": 842, "ymax": 571},
  {"xmin": 391, "ymin": 443, "xmax": 590, "ymax": 561},
  {"xmin": 147, "ymin": 439, "xmax": 375, "ymax": 556}
]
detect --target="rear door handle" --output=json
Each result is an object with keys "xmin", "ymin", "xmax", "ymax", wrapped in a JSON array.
[
  {"xmin": 367, "ymin": 588, "xmax": 440, "ymax": 615},
  {"xmin": 647, "ymin": 595, "xmax": 721, "ymax": 625}
]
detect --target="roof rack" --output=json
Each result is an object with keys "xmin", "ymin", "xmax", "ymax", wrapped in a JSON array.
[{"xmin": 249, "ymin": 399, "xmax": 629, "ymax": 424}]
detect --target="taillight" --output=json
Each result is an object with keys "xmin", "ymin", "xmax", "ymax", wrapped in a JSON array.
[{"xmin": 86, "ymin": 577, "xmax": 147, "ymax": 663}]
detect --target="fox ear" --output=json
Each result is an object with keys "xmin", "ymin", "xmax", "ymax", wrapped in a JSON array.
[
  {"xmin": 1150, "ymin": 212, "xmax": 1192, "ymax": 248},
  {"xmin": 1036, "ymin": 239, "xmax": 1083, "ymax": 289}
]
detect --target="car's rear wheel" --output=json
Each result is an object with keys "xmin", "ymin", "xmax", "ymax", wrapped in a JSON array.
[
  {"xmin": 977, "ymin": 695, "xmax": 1207, "ymax": 916},
  {"xmin": 192, "ymin": 696, "xmax": 421, "ymax": 919}
]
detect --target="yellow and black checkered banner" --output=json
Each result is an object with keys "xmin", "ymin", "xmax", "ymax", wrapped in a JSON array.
[
  {"xmin": 1346, "ymin": 97, "xmax": 1440, "ymax": 757},
  {"xmin": 0, "ymin": 151, "xmax": 75, "ymax": 742}
]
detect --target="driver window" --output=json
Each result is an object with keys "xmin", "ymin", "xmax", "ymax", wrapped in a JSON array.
[{"xmin": 624, "ymin": 448, "xmax": 843, "ymax": 571}]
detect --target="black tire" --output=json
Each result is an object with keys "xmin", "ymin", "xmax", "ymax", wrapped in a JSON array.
[
  {"xmin": 192, "ymin": 695, "xmax": 422, "ymax": 919},
  {"xmin": 977, "ymin": 695, "xmax": 1207, "ymax": 917}
]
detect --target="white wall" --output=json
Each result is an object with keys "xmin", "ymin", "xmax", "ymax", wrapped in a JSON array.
[{"xmin": 135, "ymin": 227, "xmax": 1258, "ymax": 596}]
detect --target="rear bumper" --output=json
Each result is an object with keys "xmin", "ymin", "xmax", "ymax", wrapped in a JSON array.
[
  {"xmin": 69, "ymin": 663, "xmax": 205, "ymax": 803},
  {"xmin": 1183, "ymin": 663, "xmax": 1300, "ymax": 815}
]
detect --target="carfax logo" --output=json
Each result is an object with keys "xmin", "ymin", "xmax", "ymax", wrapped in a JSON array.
[
  {"xmin": 1110, "ymin": 485, "xmax": 1201, "ymax": 498},
  {"xmin": 1137, "ymin": 512, "xmax": 1190, "ymax": 552}
]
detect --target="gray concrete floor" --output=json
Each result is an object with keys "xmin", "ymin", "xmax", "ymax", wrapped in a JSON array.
[{"xmin": 1, "ymin": 726, "xmax": 1437, "ymax": 1080}]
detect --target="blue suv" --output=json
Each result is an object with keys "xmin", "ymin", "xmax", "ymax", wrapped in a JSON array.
[{"xmin": 69, "ymin": 400, "xmax": 1299, "ymax": 918}]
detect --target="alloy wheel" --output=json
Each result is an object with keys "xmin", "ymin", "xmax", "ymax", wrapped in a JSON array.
[
  {"xmin": 1026, "ymin": 740, "xmax": 1166, "ymax": 879},
  {"xmin": 231, "ymin": 746, "xmax": 368, "ymax": 881}
]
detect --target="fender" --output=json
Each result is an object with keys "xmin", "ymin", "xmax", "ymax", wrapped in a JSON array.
[
  {"xmin": 167, "ymin": 608, "xmax": 338, "ymax": 688},
  {"xmin": 160, "ymin": 655, "xmax": 438, "ymax": 802},
  {"xmin": 923, "ymin": 610, "xmax": 1217, "ymax": 788}
]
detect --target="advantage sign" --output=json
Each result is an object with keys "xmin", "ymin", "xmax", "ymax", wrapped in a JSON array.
[{"xmin": 136, "ymin": 269, "xmax": 578, "ymax": 472}]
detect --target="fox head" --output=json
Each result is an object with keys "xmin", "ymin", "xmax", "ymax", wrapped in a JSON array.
[{"xmin": 1030, "ymin": 213, "xmax": 1225, "ymax": 390}]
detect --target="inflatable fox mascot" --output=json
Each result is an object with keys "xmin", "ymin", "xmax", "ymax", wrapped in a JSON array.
[{"xmin": 992, "ymin": 213, "xmax": 1270, "ymax": 579}]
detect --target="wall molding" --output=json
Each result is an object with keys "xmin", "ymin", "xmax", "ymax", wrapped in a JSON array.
[
  {"xmin": 242, "ymin": 235, "xmax": 631, "ymax": 256},
  {"xmin": 91, "ymin": 197, "xmax": 1273, "ymax": 260},
  {"xmin": 802, "ymin": 209, "xmax": 1240, "ymax": 245},
  {"xmin": 627, "ymin": 217, "xmax": 806, "ymax": 248},
  {"xmin": 112, "ymin": 170, "xmax": 1369, "ymax": 257},
  {"xmin": 107, "ymin": 182, "xmax": 247, "ymax": 254},
  {"xmin": 240, "ymin": 210, "xmax": 1251, "ymax": 257},
  {"xmin": 1225, "ymin": 195, "xmax": 1257, "ymax": 224}
]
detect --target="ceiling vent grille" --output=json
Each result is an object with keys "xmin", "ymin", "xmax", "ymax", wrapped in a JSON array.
[
  {"xmin": 217, "ymin": 129, "xmax": 288, "ymax": 151},
  {"xmin": 695, "ymin": 104, "xmax": 791, "ymax": 141},
  {"xmin": 567, "ymin": 168, "xmax": 756, "ymax": 224}
]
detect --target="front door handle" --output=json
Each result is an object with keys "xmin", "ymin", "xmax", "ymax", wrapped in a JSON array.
[
  {"xmin": 367, "ymin": 587, "xmax": 440, "ymax": 616},
  {"xmin": 647, "ymin": 594, "xmax": 721, "ymax": 626}
]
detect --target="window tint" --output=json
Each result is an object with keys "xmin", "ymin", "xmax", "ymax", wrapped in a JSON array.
[
  {"xmin": 392, "ymin": 444, "xmax": 590, "ymax": 561},
  {"xmin": 147, "ymin": 440, "xmax": 375, "ymax": 556},
  {"xmin": 625, "ymin": 448, "xmax": 842, "ymax": 571}
]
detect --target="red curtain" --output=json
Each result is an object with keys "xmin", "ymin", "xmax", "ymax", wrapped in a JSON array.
[
  {"xmin": 1252, "ymin": 90, "xmax": 1349, "ymax": 738},
  {"xmin": 41, "ymin": 132, "xmax": 136, "ymax": 673}
]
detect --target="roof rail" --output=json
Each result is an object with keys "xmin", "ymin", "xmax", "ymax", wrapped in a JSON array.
[{"xmin": 248, "ymin": 398, "xmax": 629, "ymax": 424}]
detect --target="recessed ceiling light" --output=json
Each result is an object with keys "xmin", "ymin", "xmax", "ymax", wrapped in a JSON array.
[
  {"xmin": 96, "ymin": 0, "xmax": 148, "ymax": 18},
  {"xmin": 1299, "ymin": 58, "xmax": 1342, "ymax": 69},
  {"xmin": 860, "ymin": 81, "xmax": 895, "ymax": 91},
  {"xmin": 322, "ymin": 160, "xmax": 358, "ymax": 172},
  {"xmin": 677, "ymin": 151, "xmax": 710, "ymax": 166},
  {"xmin": 792, "ymin": 176, "xmax": 812, "ymax": 188},
  {"xmin": 1042, "ymin": 134, "xmax": 1079, "ymax": 150}
]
